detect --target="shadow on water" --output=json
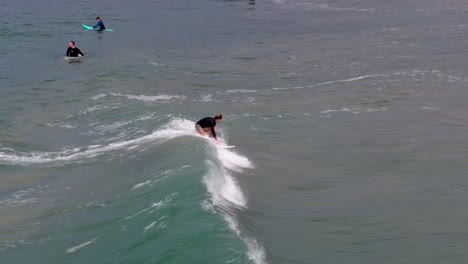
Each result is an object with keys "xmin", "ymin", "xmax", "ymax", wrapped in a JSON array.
[{"xmin": 96, "ymin": 31, "xmax": 104, "ymax": 40}]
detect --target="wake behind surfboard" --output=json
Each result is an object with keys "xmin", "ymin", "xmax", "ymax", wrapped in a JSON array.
[{"xmin": 82, "ymin": 24, "xmax": 114, "ymax": 32}]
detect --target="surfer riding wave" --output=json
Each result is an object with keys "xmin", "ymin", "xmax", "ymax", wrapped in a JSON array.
[{"xmin": 195, "ymin": 114, "xmax": 222, "ymax": 140}]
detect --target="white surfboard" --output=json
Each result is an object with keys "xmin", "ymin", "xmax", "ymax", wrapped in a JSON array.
[
  {"xmin": 64, "ymin": 56, "xmax": 81, "ymax": 60},
  {"xmin": 210, "ymin": 137, "xmax": 235, "ymax": 149}
]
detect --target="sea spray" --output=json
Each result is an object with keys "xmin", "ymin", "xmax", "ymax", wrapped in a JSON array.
[
  {"xmin": 203, "ymin": 140, "xmax": 267, "ymax": 264},
  {"xmin": 203, "ymin": 160, "xmax": 246, "ymax": 208}
]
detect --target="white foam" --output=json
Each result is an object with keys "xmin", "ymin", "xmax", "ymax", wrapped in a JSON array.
[
  {"xmin": 272, "ymin": 87, "xmax": 288, "ymax": 91},
  {"xmin": 283, "ymin": 3, "xmax": 374, "ymax": 12},
  {"xmin": 200, "ymin": 94, "xmax": 214, "ymax": 102},
  {"xmin": 12, "ymin": 188, "xmax": 35, "ymax": 199},
  {"xmin": 321, "ymin": 107, "xmax": 360, "ymax": 114},
  {"xmin": 0, "ymin": 119, "xmax": 199, "ymax": 166},
  {"xmin": 66, "ymin": 238, "xmax": 98, "ymax": 253},
  {"xmin": 202, "ymin": 138, "xmax": 252, "ymax": 207},
  {"xmin": 131, "ymin": 166, "xmax": 190, "ymax": 190},
  {"xmin": 201, "ymin": 199, "xmax": 215, "ymax": 213},
  {"xmin": 223, "ymin": 214, "xmax": 267, "ymax": 264},
  {"xmin": 245, "ymin": 237, "xmax": 267, "ymax": 264},
  {"xmin": 144, "ymin": 221, "xmax": 157, "ymax": 232},
  {"xmin": 151, "ymin": 201, "xmax": 164, "ymax": 209},
  {"xmin": 126, "ymin": 145, "xmax": 140, "ymax": 151},
  {"xmin": 85, "ymin": 114, "xmax": 160, "ymax": 138},
  {"xmin": 270, "ymin": 74, "xmax": 389, "ymax": 92},
  {"xmin": 85, "ymin": 200, "xmax": 106, "ymax": 208},
  {"xmin": 146, "ymin": 60, "xmax": 173, "ymax": 69},
  {"xmin": 132, "ymin": 180, "xmax": 152, "ymax": 190},
  {"xmin": 366, "ymin": 107, "xmax": 388, "ymax": 112},
  {"xmin": 94, "ymin": 120, "xmax": 132, "ymax": 133},
  {"xmin": 109, "ymin": 93, "xmax": 185, "ymax": 102},
  {"xmin": 124, "ymin": 207, "xmax": 151, "ymax": 221},
  {"xmin": 45, "ymin": 123, "xmax": 76, "ymax": 129},
  {"xmin": 215, "ymin": 147, "xmax": 253, "ymax": 172},
  {"xmin": 147, "ymin": 61, "xmax": 160, "ymax": 66},
  {"xmin": 224, "ymin": 89, "xmax": 258, "ymax": 94},
  {"xmin": 244, "ymin": 97, "xmax": 255, "ymax": 103},
  {"xmin": 203, "ymin": 161, "xmax": 246, "ymax": 207},
  {"xmin": 124, "ymin": 193, "xmax": 177, "ymax": 221},
  {"xmin": 201, "ymin": 138, "xmax": 267, "ymax": 264},
  {"xmin": 61, "ymin": 124, "xmax": 76, "ymax": 129},
  {"xmin": 272, "ymin": 70, "xmax": 468, "ymax": 94},
  {"xmin": 0, "ymin": 198, "xmax": 38, "ymax": 208},
  {"xmin": 316, "ymin": 74, "xmax": 388, "ymax": 87},
  {"xmin": 84, "ymin": 105, "xmax": 108, "ymax": 113},
  {"xmin": 0, "ymin": 188, "xmax": 40, "ymax": 208},
  {"xmin": 338, "ymin": 75, "xmax": 382, "ymax": 82},
  {"xmin": 73, "ymin": 105, "xmax": 112, "ymax": 117},
  {"xmin": 312, "ymin": 4, "xmax": 375, "ymax": 12},
  {"xmin": 91, "ymin": 94, "xmax": 107, "ymax": 100}
]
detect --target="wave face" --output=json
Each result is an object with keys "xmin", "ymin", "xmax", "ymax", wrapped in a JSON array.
[{"xmin": 0, "ymin": 118, "xmax": 266, "ymax": 264}]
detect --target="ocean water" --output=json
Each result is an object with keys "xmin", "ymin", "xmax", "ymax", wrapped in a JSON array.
[{"xmin": 2, "ymin": 0, "xmax": 468, "ymax": 263}]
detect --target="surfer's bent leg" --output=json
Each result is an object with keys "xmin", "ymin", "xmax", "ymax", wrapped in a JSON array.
[
  {"xmin": 205, "ymin": 128, "xmax": 213, "ymax": 137},
  {"xmin": 195, "ymin": 124, "xmax": 206, "ymax": 136}
]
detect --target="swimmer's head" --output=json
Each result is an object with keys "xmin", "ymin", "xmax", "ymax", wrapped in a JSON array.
[
  {"xmin": 214, "ymin": 114, "xmax": 222, "ymax": 123},
  {"xmin": 96, "ymin": 17, "xmax": 101, "ymax": 21}
]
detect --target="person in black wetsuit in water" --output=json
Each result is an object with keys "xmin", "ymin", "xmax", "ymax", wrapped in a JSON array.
[
  {"xmin": 195, "ymin": 114, "xmax": 223, "ymax": 140},
  {"xmin": 66, "ymin": 41, "xmax": 84, "ymax": 57}
]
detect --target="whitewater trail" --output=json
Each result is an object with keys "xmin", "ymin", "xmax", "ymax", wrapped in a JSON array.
[
  {"xmin": 0, "ymin": 119, "xmax": 198, "ymax": 166},
  {"xmin": 203, "ymin": 138, "xmax": 267, "ymax": 264}
]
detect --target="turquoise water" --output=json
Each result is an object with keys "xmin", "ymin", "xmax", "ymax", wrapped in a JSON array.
[{"xmin": 3, "ymin": 0, "xmax": 468, "ymax": 263}]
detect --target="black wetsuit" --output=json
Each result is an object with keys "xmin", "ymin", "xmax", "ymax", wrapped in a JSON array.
[
  {"xmin": 196, "ymin": 117, "xmax": 217, "ymax": 139},
  {"xmin": 66, "ymin": 47, "xmax": 84, "ymax": 57}
]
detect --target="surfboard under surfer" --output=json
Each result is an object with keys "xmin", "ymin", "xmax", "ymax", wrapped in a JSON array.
[{"xmin": 195, "ymin": 114, "xmax": 222, "ymax": 140}]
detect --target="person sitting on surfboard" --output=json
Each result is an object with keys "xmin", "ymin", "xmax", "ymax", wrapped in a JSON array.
[
  {"xmin": 92, "ymin": 17, "xmax": 106, "ymax": 31},
  {"xmin": 195, "ymin": 114, "xmax": 222, "ymax": 140},
  {"xmin": 66, "ymin": 41, "xmax": 84, "ymax": 57}
]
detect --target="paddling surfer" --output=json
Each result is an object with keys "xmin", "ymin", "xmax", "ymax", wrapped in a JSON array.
[{"xmin": 93, "ymin": 17, "xmax": 106, "ymax": 31}]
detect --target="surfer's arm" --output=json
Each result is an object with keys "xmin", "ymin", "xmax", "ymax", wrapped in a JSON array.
[
  {"xmin": 211, "ymin": 126, "xmax": 217, "ymax": 140},
  {"xmin": 93, "ymin": 21, "xmax": 104, "ymax": 29},
  {"xmin": 77, "ymin": 48, "xmax": 84, "ymax": 56},
  {"xmin": 66, "ymin": 48, "xmax": 70, "ymax": 56}
]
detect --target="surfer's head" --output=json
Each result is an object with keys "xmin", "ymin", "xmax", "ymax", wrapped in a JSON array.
[
  {"xmin": 214, "ymin": 114, "xmax": 222, "ymax": 123},
  {"xmin": 69, "ymin": 41, "xmax": 75, "ymax": 48},
  {"xmin": 96, "ymin": 17, "xmax": 101, "ymax": 21}
]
